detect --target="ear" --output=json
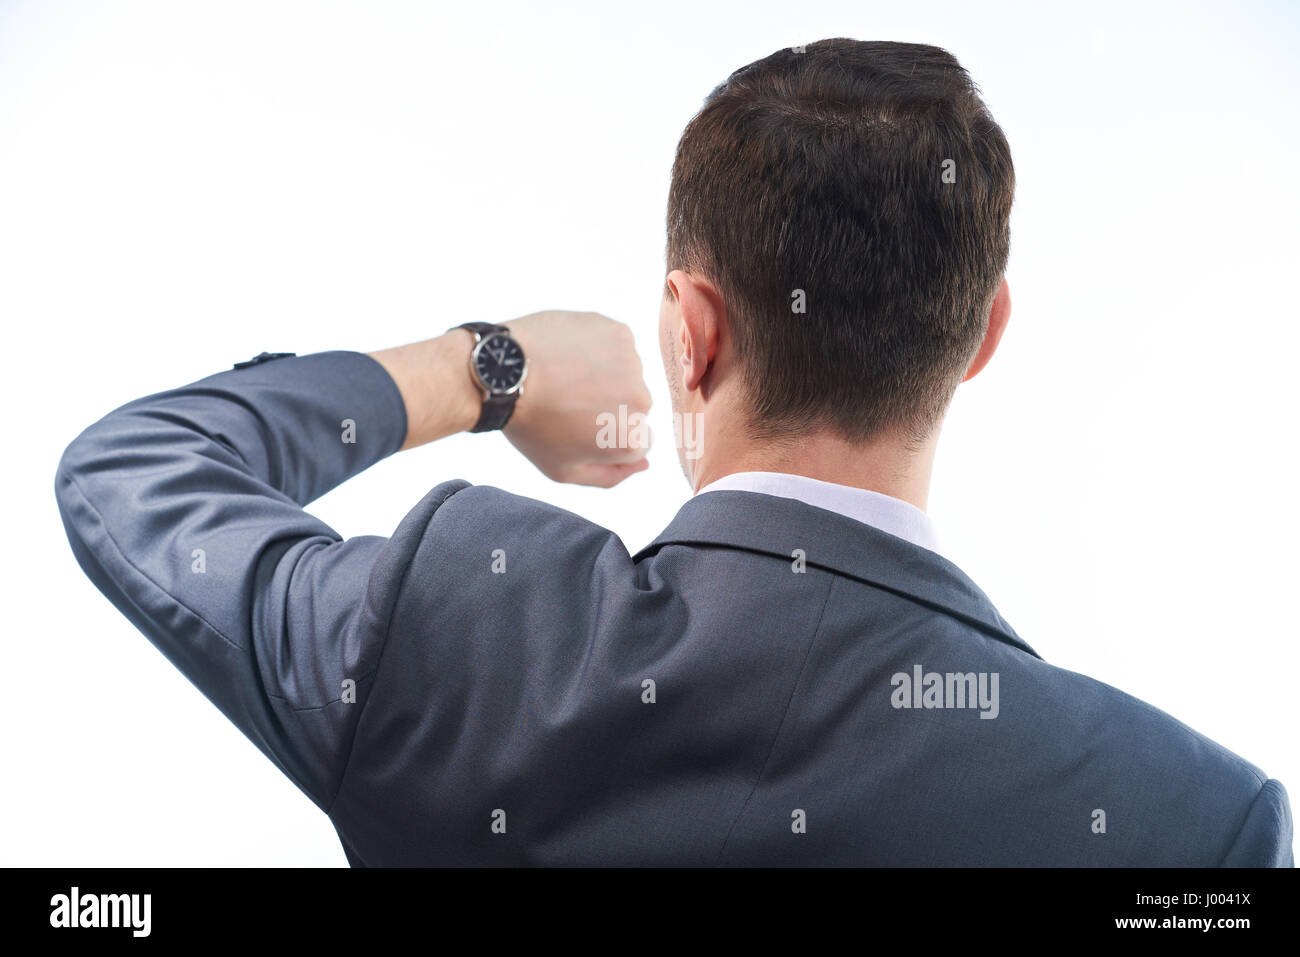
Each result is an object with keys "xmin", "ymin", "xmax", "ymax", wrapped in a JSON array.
[
  {"xmin": 666, "ymin": 269, "xmax": 722, "ymax": 393},
  {"xmin": 962, "ymin": 277, "xmax": 1010, "ymax": 382}
]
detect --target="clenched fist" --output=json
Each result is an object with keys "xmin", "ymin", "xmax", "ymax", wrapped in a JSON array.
[{"xmin": 503, "ymin": 311, "xmax": 652, "ymax": 488}]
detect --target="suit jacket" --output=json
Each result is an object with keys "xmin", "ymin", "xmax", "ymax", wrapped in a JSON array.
[{"xmin": 55, "ymin": 350, "xmax": 1294, "ymax": 866}]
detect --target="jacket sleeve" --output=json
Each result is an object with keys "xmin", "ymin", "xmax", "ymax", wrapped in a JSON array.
[
  {"xmin": 54, "ymin": 350, "xmax": 409, "ymax": 810},
  {"xmin": 1219, "ymin": 778, "xmax": 1295, "ymax": 867}
]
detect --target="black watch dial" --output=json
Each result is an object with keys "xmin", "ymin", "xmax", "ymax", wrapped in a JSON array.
[{"xmin": 473, "ymin": 332, "xmax": 526, "ymax": 395}]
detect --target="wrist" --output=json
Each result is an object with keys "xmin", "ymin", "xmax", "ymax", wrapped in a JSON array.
[
  {"xmin": 435, "ymin": 328, "xmax": 483, "ymax": 437},
  {"xmin": 498, "ymin": 319, "xmax": 534, "ymax": 432},
  {"xmin": 368, "ymin": 328, "xmax": 480, "ymax": 450}
]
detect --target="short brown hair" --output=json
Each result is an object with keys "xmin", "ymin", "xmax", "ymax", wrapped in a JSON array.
[{"xmin": 666, "ymin": 39, "xmax": 1015, "ymax": 443}]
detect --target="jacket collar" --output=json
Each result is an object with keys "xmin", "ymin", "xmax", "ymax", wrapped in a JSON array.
[{"xmin": 633, "ymin": 489, "xmax": 1039, "ymax": 659}]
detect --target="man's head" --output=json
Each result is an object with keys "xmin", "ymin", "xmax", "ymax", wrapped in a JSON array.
[{"xmin": 660, "ymin": 38, "xmax": 1014, "ymax": 490}]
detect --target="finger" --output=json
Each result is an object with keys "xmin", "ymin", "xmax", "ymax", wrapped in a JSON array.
[
  {"xmin": 568, "ymin": 457, "xmax": 650, "ymax": 489},
  {"xmin": 592, "ymin": 423, "xmax": 652, "ymax": 461}
]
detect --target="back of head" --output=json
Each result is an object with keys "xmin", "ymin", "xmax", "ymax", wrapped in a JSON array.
[{"xmin": 667, "ymin": 39, "xmax": 1015, "ymax": 445}]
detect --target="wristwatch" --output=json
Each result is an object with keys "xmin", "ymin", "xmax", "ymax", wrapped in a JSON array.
[{"xmin": 453, "ymin": 321, "xmax": 529, "ymax": 432}]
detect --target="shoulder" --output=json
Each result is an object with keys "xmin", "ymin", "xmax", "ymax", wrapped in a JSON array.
[
  {"xmin": 1002, "ymin": 654, "xmax": 1289, "ymax": 863},
  {"xmin": 363, "ymin": 479, "xmax": 633, "ymax": 618},
  {"xmin": 389, "ymin": 481, "xmax": 626, "ymax": 560}
]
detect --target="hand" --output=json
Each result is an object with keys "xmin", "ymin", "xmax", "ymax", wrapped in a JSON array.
[{"xmin": 502, "ymin": 310, "xmax": 652, "ymax": 488}]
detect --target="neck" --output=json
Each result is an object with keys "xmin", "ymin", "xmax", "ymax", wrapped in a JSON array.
[{"xmin": 689, "ymin": 421, "xmax": 938, "ymax": 512}]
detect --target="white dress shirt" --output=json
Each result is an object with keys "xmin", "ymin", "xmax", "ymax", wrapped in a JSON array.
[{"xmin": 694, "ymin": 470, "xmax": 944, "ymax": 558}]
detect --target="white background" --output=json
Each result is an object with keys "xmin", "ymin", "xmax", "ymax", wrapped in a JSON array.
[{"xmin": 1, "ymin": 0, "xmax": 1296, "ymax": 866}]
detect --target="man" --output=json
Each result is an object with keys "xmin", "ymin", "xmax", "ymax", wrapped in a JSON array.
[{"xmin": 56, "ymin": 39, "xmax": 1291, "ymax": 866}]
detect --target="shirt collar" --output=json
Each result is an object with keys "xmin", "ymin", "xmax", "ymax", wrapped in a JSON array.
[{"xmin": 695, "ymin": 471, "xmax": 944, "ymax": 558}]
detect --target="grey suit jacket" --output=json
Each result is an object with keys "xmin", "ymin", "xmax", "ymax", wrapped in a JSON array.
[{"xmin": 55, "ymin": 350, "xmax": 1293, "ymax": 866}]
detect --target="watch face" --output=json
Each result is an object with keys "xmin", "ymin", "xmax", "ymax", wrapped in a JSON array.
[{"xmin": 472, "ymin": 332, "xmax": 527, "ymax": 395}]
